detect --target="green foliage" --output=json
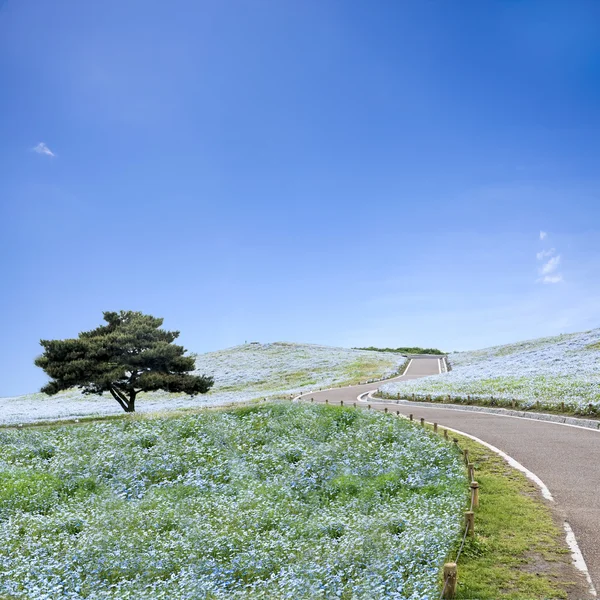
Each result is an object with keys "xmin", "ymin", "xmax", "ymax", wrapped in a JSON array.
[
  {"xmin": 35, "ymin": 310, "xmax": 213, "ymax": 412},
  {"xmin": 355, "ymin": 346, "xmax": 444, "ymax": 355}
]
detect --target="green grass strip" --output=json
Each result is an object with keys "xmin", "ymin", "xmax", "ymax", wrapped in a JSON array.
[{"xmin": 441, "ymin": 430, "xmax": 581, "ymax": 599}]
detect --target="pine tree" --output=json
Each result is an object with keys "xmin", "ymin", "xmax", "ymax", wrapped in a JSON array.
[{"xmin": 34, "ymin": 311, "xmax": 213, "ymax": 412}]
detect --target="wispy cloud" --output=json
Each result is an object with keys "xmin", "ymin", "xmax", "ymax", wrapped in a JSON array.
[
  {"xmin": 32, "ymin": 142, "xmax": 55, "ymax": 157},
  {"xmin": 539, "ymin": 274, "xmax": 563, "ymax": 284},
  {"xmin": 536, "ymin": 248, "xmax": 555, "ymax": 260},
  {"xmin": 540, "ymin": 255, "xmax": 561, "ymax": 275},
  {"xmin": 536, "ymin": 233, "xmax": 563, "ymax": 284}
]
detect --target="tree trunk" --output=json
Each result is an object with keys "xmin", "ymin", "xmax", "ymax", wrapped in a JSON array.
[
  {"xmin": 125, "ymin": 391, "xmax": 136, "ymax": 412},
  {"xmin": 109, "ymin": 386, "xmax": 136, "ymax": 413}
]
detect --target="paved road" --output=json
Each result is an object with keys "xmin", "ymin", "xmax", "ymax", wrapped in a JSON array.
[{"xmin": 300, "ymin": 357, "xmax": 600, "ymax": 594}]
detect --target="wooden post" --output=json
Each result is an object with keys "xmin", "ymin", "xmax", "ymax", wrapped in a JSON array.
[
  {"xmin": 470, "ymin": 481, "xmax": 479, "ymax": 508},
  {"xmin": 340, "ymin": 400, "xmax": 344, "ymax": 406},
  {"xmin": 511, "ymin": 399, "xmax": 515, "ymax": 408},
  {"xmin": 409, "ymin": 414, "xmax": 413, "ymax": 421},
  {"xmin": 465, "ymin": 511, "xmax": 475, "ymax": 536},
  {"xmin": 396, "ymin": 410, "xmax": 400, "ymax": 416},
  {"xmin": 433, "ymin": 423, "xmax": 438, "ymax": 433},
  {"xmin": 397, "ymin": 392, "xmax": 400, "ymax": 400},
  {"xmin": 412, "ymin": 393, "xmax": 415, "ymax": 401},
  {"xmin": 311, "ymin": 397, "xmax": 314, "ymax": 402},
  {"xmin": 420, "ymin": 417, "xmax": 425, "ymax": 426},
  {"xmin": 467, "ymin": 395, "xmax": 471, "ymax": 404},
  {"xmin": 384, "ymin": 407, "xmax": 388, "ymax": 413},
  {"xmin": 444, "ymin": 429, "xmax": 449, "ymax": 440},
  {"xmin": 353, "ymin": 402, "xmax": 356, "ymax": 408},
  {"xmin": 447, "ymin": 395, "xmax": 451, "ymax": 403},
  {"xmin": 325, "ymin": 398, "xmax": 328, "ymax": 404},
  {"xmin": 468, "ymin": 462, "xmax": 475, "ymax": 481},
  {"xmin": 463, "ymin": 449, "xmax": 469, "ymax": 465},
  {"xmin": 561, "ymin": 402, "xmax": 565, "ymax": 412},
  {"xmin": 442, "ymin": 563, "xmax": 457, "ymax": 599},
  {"xmin": 368, "ymin": 404, "xmax": 371, "ymax": 410}
]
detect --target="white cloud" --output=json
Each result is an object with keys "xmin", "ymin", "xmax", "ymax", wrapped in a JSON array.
[
  {"xmin": 540, "ymin": 255, "xmax": 561, "ymax": 275},
  {"xmin": 539, "ymin": 231, "xmax": 547, "ymax": 240},
  {"xmin": 32, "ymin": 142, "xmax": 55, "ymax": 157},
  {"xmin": 536, "ymin": 248, "xmax": 555, "ymax": 260},
  {"xmin": 539, "ymin": 274, "xmax": 563, "ymax": 284}
]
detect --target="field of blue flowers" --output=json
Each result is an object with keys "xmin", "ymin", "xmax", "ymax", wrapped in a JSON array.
[
  {"xmin": 0, "ymin": 403, "xmax": 465, "ymax": 599},
  {"xmin": 0, "ymin": 343, "xmax": 404, "ymax": 426},
  {"xmin": 380, "ymin": 329, "xmax": 600, "ymax": 415}
]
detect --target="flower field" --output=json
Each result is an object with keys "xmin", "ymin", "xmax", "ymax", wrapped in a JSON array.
[
  {"xmin": 0, "ymin": 403, "xmax": 465, "ymax": 599},
  {"xmin": 0, "ymin": 343, "xmax": 404, "ymax": 426},
  {"xmin": 380, "ymin": 329, "xmax": 600, "ymax": 415}
]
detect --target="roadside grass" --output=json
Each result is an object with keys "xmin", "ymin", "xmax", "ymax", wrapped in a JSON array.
[{"xmin": 438, "ymin": 429, "xmax": 578, "ymax": 599}]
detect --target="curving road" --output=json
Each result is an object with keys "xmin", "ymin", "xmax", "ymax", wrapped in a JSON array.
[{"xmin": 299, "ymin": 357, "xmax": 600, "ymax": 596}]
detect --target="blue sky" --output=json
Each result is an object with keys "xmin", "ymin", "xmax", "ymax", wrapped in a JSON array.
[{"xmin": 1, "ymin": 0, "xmax": 600, "ymax": 396}]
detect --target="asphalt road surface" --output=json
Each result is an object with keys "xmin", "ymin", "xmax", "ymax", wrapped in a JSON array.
[{"xmin": 299, "ymin": 357, "xmax": 600, "ymax": 595}]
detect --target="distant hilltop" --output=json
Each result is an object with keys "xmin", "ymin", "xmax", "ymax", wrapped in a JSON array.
[{"xmin": 353, "ymin": 346, "xmax": 445, "ymax": 355}]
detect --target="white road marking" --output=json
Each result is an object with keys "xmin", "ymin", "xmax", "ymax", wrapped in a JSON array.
[
  {"xmin": 366, "ymin": 391, "xmax": 600, "ymax": 434},
  {"xmin": 565, "ymin": 522, "xmax": 598, "ymax": 597}
]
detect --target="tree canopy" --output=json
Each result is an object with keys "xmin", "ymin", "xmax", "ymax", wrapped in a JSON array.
[{"xmin": 35, "ymin": 311, "xmax": 214, "ymax": 412}]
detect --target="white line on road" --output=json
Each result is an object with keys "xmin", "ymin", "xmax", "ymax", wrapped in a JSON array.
[
  {"xmin": 565, "ymin": 522, "xmax": 598, "ymax": 597},
  {"xmin": 365, "ymin": 391, "xmax": 600, "ymax": 434}
]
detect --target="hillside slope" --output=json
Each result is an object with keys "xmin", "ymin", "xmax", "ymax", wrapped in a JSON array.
[
  {"xmin": 0, "ymin": 343, "xmax": 404, "ymax": 425},
  {"xmin": 380, "ymin": 329, "xmax": 600, "ymax": 414}
]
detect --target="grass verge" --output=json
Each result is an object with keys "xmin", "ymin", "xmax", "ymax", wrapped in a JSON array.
[{"xmin": 437, "ymin": 428, "xmax": 583, "ymax": 599}]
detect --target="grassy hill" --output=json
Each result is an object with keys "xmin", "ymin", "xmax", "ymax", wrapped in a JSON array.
[
  {"xmin": 0, "ymin": 343, "xmax": 405, "ymax": 426},
  {"xmin": 379, "ymin": 328, "xmax": 600, "ymax": 415}
]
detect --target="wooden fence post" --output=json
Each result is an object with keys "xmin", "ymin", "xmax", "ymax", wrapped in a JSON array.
[
  {"xmin": 325, "ymin": 399, "xmax": 328, "ymax": 404},
  {"xmin": 465, "ymin": 511, "xmax": 474, "ymax": 536},
  {"xmin": 353, "ymin": 402, "xmax": 356, "ymax": 408},
  {"xmin": 384, "ymin": 407, "xmax": 388, "ymax": 413},
  {"xmin": 368, "ymin": 404, "xmax": 371, "ymax": 410},
  {"xmin": 444, "ymin": 429, "xmax": 449, "ymax": 440},
  {"xmin": 340, "ymin": 400, "xmax": 344, "ymax": 406},
  {"xmin": 442, "ymin": 563, "xmax": 457, "ymax": 599},
  {"xmin": 420, "ymin": 417, "xmax": 425, "ymax": 426},
  {"xmin": 470, "ymin": 481, "xmax": 479, "ymax": 508},
  {"xmin": 409, "ymin": 414, "xmax": 413, "ymax": 421},
  {"xmin": 433, "ymin": 423, "xmax": 438, "ymax": 433},
  {"xmin": 463, "ymin": 449, "xmax": 469, "ymax": 465},
  {"xmin": 468, "ymin": 463, "xmax": 475, "ymax": 481}
]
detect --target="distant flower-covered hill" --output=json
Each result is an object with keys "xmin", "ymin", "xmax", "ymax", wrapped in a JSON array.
[
  {"xmin": 0, "ymin": 343, "xmax": 404, "ymax": 425},
  {"xmin": 380, "ymin": 329, "xmax": 600, "ymax": 414}
]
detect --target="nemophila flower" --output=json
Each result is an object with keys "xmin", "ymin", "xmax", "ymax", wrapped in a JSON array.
[
  {"xmin": 0, "ymin": 403, "xmax": 465, "ymax": 599},
  {"xmin": 381, "ymin": 329, "xmax": 600, "ymax": 415},
  {"xmin": 0, "ymin": 343, "xmax": 405, "ymax": 426}
]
